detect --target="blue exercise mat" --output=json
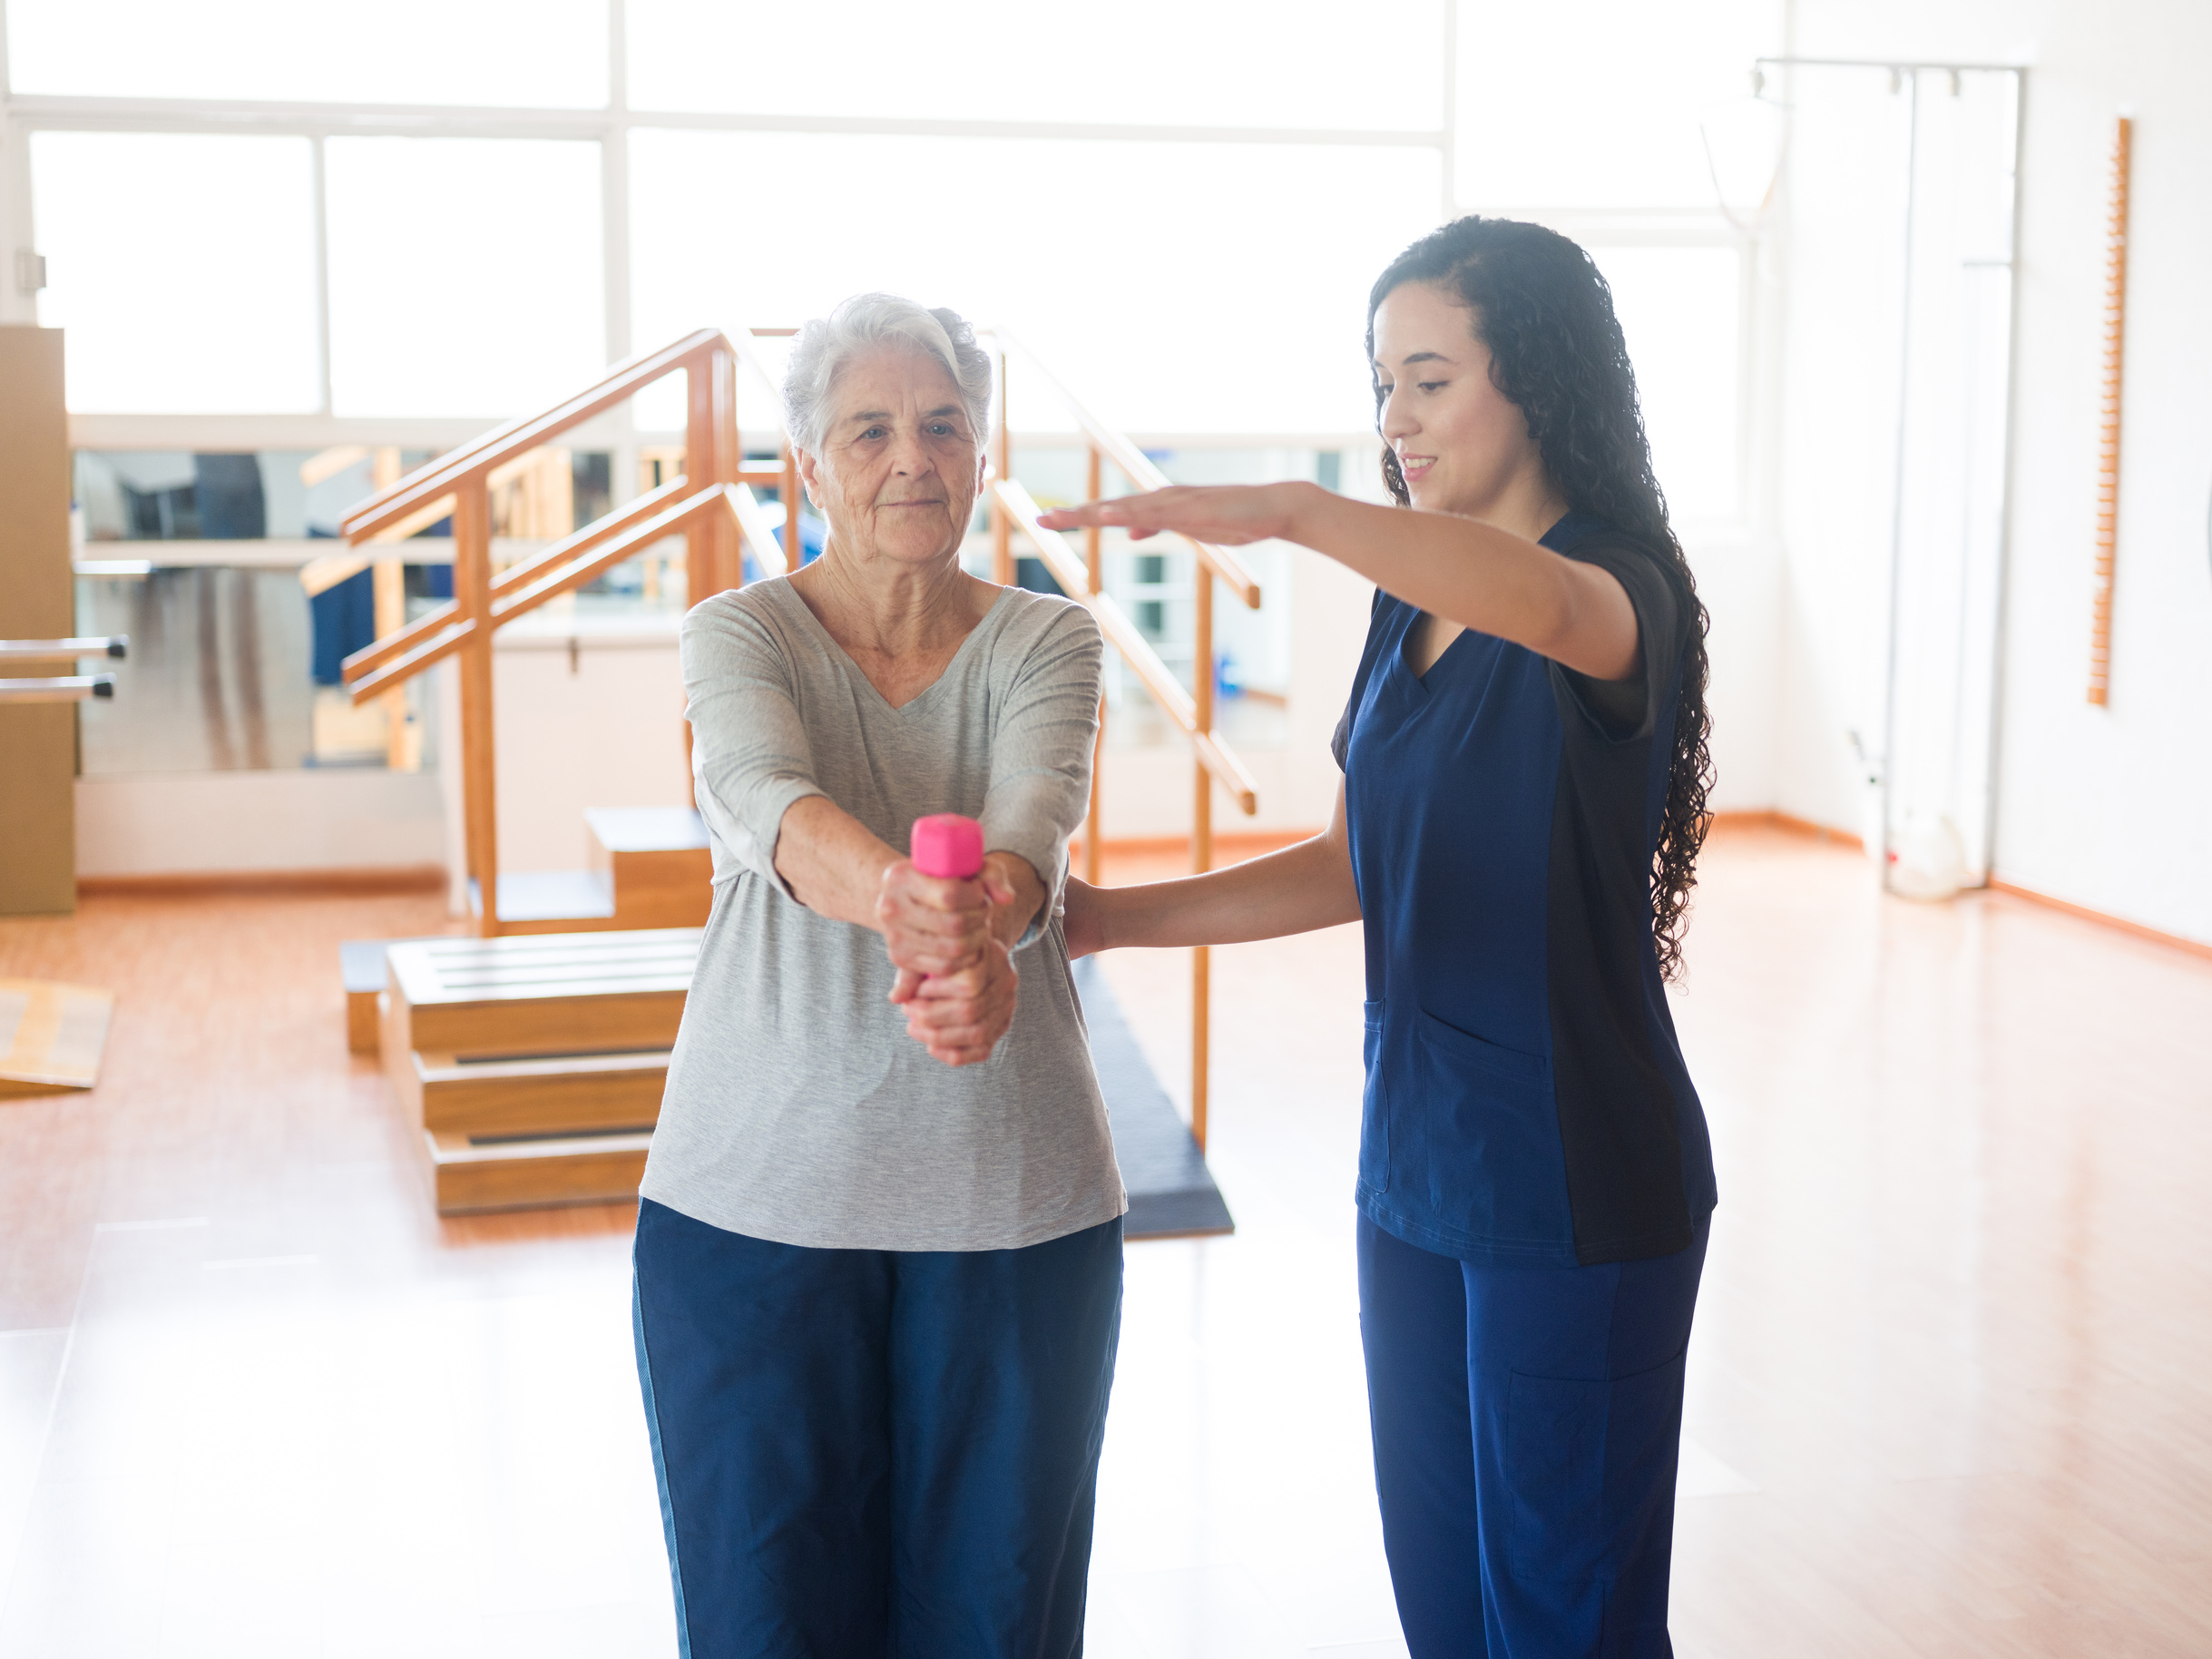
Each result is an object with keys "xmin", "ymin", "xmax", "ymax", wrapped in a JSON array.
[{"xmin": 1072, "ymin": 957, "xmax": 1235, "ymax": 1240}]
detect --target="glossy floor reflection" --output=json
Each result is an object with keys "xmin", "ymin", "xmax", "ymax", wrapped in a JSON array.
[{"xmin": 2, "ymin": 825, "xmax": 2208, "ymax": 1656}]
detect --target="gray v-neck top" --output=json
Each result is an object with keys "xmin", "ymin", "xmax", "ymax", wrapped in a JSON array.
[{"xmin": 640, "ymin": 575, "xmax": 1126, "ymax": 1252}]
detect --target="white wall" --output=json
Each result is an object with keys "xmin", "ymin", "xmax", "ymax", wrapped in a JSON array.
[
  {"xmin": 446, "ymin": 621, "xmax": 695, "ymax": 883},
  {"xmin": 1777, "ymin": 0, "xmax": 2212, "ymax": 944},
  {"xmin": 75, "ymin": 769, "xmax": 445, "ymax": 877}
]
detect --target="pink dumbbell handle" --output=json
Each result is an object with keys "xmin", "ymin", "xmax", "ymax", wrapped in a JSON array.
[{"xmin": 910, "ymin": 813, "xmax": 984, "ymax": 879}]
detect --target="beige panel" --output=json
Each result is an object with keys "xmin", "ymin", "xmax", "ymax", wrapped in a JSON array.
[{"xmin": 0, "ymin": 329, "xmax": 76, "ymax": 915}]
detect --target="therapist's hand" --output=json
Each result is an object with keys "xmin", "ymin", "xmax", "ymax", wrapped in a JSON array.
[
  {"xmin": 1037, "ymin": 482, "xmax": 1314, "ymax": 547},
  {"xmin": 896, "ymin": 937, "xmax": 1018, "ymax": 1066}
]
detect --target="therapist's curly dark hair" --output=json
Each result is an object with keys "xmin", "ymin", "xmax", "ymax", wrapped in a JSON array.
[{"xmin": 1365, "ymin": 215, "xmax": 1714, "ymax": 980}]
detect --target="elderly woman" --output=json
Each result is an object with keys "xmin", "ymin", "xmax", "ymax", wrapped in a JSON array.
[{"xmin": 631, "ymin": 294, "xmax": 1125, "ymax": 1656}]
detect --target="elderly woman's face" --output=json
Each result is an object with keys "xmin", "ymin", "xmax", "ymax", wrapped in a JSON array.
[{"xmin": 799, "ymin": 347, "xmax": 984, "ymax": 570}]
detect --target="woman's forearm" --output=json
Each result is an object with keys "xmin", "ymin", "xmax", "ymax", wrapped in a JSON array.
[
  {"xmin": 1284, "ymin": 486, "xmax": 1637, "ymax": 681},
  {"xmin": 1094, "ymin": 826, "xmax": 1359, "ymax": 951},
  {"xmin": 774, "ymin": 795, "xmax": 900, "ymax": 928},
  {"xmin": 774, "ymin": 797, "xmax": 1042, "ymax": 953}
]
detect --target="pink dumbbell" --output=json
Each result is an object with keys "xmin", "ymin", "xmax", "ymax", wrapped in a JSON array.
[{"xmin": 909, "ymin": 813, "xmax": 984, "ymax": 880}]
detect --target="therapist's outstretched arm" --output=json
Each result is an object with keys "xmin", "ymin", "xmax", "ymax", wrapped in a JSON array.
[
  {"xmin": 1037, "ymin": 484, "xmax": 1639, "ymax": 683},
  {"xmin": 1065, "ymin": 781, "xmax": 1359, "ymax": 958}
]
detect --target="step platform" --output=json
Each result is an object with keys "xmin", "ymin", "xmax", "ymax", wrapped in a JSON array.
[
  {"xmin": 0, "ymin": 978, "xmax": 116, "ymax": 1097},
  {"xmin": 379, "ymin": 929, "xmax": 698, "ymax": 1215},
  {"xmin": 460, "ymin": 808, "xmax": 714, "ymax": 937},
  {"xmin": 347, "ymin": 928, "xmax": 1231, "ymax": 1234}
]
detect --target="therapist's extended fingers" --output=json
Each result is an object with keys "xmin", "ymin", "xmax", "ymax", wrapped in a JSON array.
[
  {"xmin": 876, "ymin": 859, "xmax": 992, "ymax": 975},
  {"xmin": 1035, "ymin": 483, "xmax": 1297, "ymax": 547}
]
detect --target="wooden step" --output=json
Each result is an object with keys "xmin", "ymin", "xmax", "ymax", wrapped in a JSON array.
[
  {"xmin": 407, "ymin": 1047, "xmax": 669, "ymax": 1139},
  {"xmin": 587, "ymin": 807, "xmax": 713, "ymax": 930},
  {"xmin": 467, "ymin": 871, "xmax": 621, "ymax": 937},
  {"xmin": 382, "ymin": 929, "xmax": 698, "ymax": 1067},
  {"xmin": 341, "ymin": 937, "xmax": 443, "ymax": 1055},
  {"xmin": 425, "ymin": 1127, "xmax": 651, "ymax": 1215},
  {"xmin": 0, "ymin": 978, "xmax": 115, "ymax": 1096}
]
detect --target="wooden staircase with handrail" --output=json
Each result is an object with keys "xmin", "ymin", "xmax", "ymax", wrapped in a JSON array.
[{"xmin": 341, "ymin": 325, "xmax": 1261, "ymax": 1212}]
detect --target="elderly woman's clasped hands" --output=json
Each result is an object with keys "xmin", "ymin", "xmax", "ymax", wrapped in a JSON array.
[{"xmin": 876, "ymin": 856, "xmax": 1024, "ymax": 1067}]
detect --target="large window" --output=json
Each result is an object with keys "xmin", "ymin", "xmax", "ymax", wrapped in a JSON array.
[
  {"xmin": 29, "ymin": 132, "xmax": 321, "ymax": 413},
  {"xmin": 628, "ymin": 129, "xmax": 1441, "ymax": 436},
  {"xmin": 6, "ymin": 0, "xmax": 608, "ymax": 106},
  {"xmin": 624, "ymin": 0, "xmax": 1444, "ymax": 131},
  {"xmin": 325, "ymin": 138, "xmax": 607, "ymax": 418}
]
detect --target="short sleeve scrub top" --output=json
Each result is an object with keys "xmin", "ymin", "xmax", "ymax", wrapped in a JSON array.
[{"xmin": 1332, "ymin": 509, "xmax": 1718, "ymax": 1268}]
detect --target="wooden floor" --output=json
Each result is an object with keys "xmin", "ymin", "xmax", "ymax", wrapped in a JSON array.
[{"xmin": 2, "ymin": 824, "xmax": 2207, "ymax": 1656}]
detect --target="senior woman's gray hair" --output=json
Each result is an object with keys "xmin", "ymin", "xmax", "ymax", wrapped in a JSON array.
[{"xmin": 782, "ymin": 293, "xmax": 994, "ymax": 456}]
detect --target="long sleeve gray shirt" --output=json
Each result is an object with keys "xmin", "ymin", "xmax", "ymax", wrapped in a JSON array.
[{"xmin": 640, "ymin": 577, "xmax": 1127, "ymax": 1252}]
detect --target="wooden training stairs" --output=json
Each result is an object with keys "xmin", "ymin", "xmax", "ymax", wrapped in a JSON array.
[
  {"xmin": 466, "ymin": 805, "xmax": 714, "ymax": 937},
  {"xmin": 372, "ymin": 929, "xmax": 698, "ymax": 1213}
]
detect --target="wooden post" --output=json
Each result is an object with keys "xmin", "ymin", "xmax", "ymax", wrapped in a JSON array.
[
  {"xmin": 1084, "ymin": 446, "xmax": 1104, "ymax": 885},
  {"xmin": 2088, "ymin": 114, "xmax": 2131, "ymax": 706},
  {"xmin": 992, "ymin": 350, "xmax": 1014, "ymax": 586},
  {"xmin": 370, "ymin": 447, "xmax": 412, "ymax": 771},
  {"xmin": 716, "ymin": 344, "xmax": 741, "ymax": 585},
  {"xmin": 453, "ymin": 477, "xmax": 499, "ymax": 937},
  {"xmin": 1190, "ymin": 557, "xmax": 1214, "ymax": 1152},
  {"xmin": 685, "ymin": 356, "xmax": 719, "ymax": 601}
]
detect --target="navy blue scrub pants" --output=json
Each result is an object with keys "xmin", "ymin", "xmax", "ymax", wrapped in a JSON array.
[
  {"xmin": 631, "ymin": 1198, "xmax": 1123, "ymax": 1658},
  {"xmin": 1358, "ymin": 1212, "xmax": 1709, "ymax": 1658}
]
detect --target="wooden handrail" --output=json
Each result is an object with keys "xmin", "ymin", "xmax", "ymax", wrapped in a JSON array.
[
  {"xmin": 987, "ymin": 327, "xmax": 1263, "ymax": 610},
  {"xmin": 339, "ymin": 329, "xmax": 729, "ymax": 543},
  {"xmin": 341, "ymin": 472, "xmax": 701, "ymax": 684},
  {"xmin": 345, "ymin": 485, "xmax": 750, "ymax": 702},
  {"xmin": 993, "ymin": 478, "xmax": 1258, "ymax": 813},
  {"xmin": 726, "ymin": 484, "xmax": 790, "ymax": 578}
]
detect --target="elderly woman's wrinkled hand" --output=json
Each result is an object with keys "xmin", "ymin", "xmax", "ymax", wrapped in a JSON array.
[
  {"xmin": 876, "ymin": 858, "xmax": 995, "ymax": 978},
  {"xmin": 893, "ymin": 937, "xmax": 1019, "ymax": 1066}
]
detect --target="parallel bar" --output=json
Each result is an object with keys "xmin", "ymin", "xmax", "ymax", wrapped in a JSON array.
[
  {"xmin": 0, "ymin": 675, "xmax": 113, "ymax": 702},
  {"xmin": 0, "ymin": 636, "xmax": 126, "ymax": 659},
  {"xmin": 987, "ymin": 328, "xmax": 1262, "ymax": 608}
]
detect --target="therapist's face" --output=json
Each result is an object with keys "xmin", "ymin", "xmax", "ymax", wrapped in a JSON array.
[
  {"xmin": 798, "ymin": 346, "xmax": 984, "ymax": 574},
  {"xmin": 1373, "ymin": 280, "xmax": 1550, "ymax": 523}
]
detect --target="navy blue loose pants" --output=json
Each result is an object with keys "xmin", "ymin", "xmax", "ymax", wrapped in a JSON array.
[
  {"xmin": 1358, "ymin": 1212, "xmax": 1708, "ymax": 1658},
  {"xmin": 632, "ymin": 1199, "xmax": 1123, "ymax": 1658}
]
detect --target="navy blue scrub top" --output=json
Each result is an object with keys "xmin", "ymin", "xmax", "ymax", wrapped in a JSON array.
[{"xmin": 1332, "ymin": 509, "xmax": 1718, "ymax": 1269}]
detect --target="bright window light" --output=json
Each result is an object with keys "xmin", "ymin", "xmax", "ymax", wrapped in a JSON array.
[
  {"xmin": 5, "ymin": 0, "xmax": 607, "ymax": 106},
  {"xmin": 628, "ymin": 130, "xmax": 1442, "ymax": 436},
  {"xmin": 1456, "ymin": 0, "xmax": 1783, "ymax": 209},
  {"xmin": 626, "ymin": 0, "xmax": 1444, "ymax": 131},
  {"xmin": 31, "ymin": 132, "xmax": 319, "ymax": 414},
  {"xmin": 325, "ymin": 138, "xmax": 606, "ymax": 418},
  {"xmin": 1588, "ymin": 244, "xmax": 1743, "ymax": 523}
]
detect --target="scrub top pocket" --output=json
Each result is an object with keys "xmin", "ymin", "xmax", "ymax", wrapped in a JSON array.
[{"xmin": 1405, "ymin": 1009, "xmax": 1571, "ymax": 1250}]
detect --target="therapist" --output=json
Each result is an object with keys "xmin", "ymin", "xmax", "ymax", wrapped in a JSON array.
[{"xmin": 1040, "ymin": 214, "xmax": 1718, "ymax": 1656}]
